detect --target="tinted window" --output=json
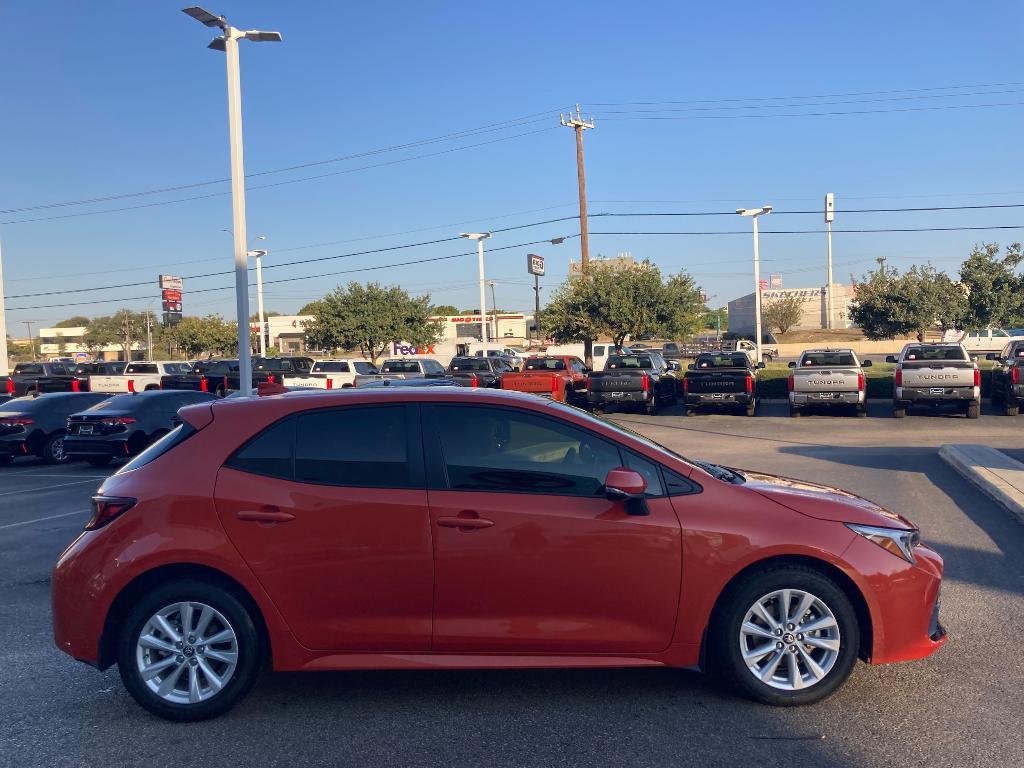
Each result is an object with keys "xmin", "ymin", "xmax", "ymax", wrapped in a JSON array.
[
  {"xmin": 125, "ymin": 363, "xmax": 158, "ymax": 374},
  {"xmin": 381, "ymin": 360, "xmax": 421, "ymax": 373},
  {"xmin": 164, "ymin": 363, "xmax": 192, "ymax": 374},
  {"xmin": 226, "ymin": 417, "xmax": 295, "ymax": 480},
  {"xmin": 435, "ymin": 405, "xmax": 622, "ymax": 496},
  {"xmin": 313, "ymin": 361, "xmax": 351, "ymax": 373},
  {"xmin": 594, "ymin": 346, "xmax": 606, "ymax": 356},
  {"xmin": 607, "ymin": 355, "xmax": 654, "ymax": 370},
  {"xmin": 622, "ymin": 450, "xmax": 664, "ymax": 497},
  {"xmin": 663, "ymin": 468, "xmax": 700, "ymax": 496},
  {"xmin": 450, "ymin": 358, "xmax": 491, "ymax": 371},
  {"xmin": 353, "ymin": 362, "xmax": 377, "ymax": 374},
  {"xmin": 800, "ymin": 352, "xmax": 856, "ymax": 367},
  {"xmin": 295, "ymin": 406, "xmax": 411, "ymax": 487},
  {"xmin": 904, "ymin": 346, "xmax": 968, "ymax": 362},
  {"xmin": 15, "ymin": 364, "xmax": 43, "ymax": 375},
  {"xmin": 695, "ymin": 354, "xmax": 747, "ymax": 369},
  {"xmin": 525, "ymin": 358, "xmax": 566, "ymax": 370}
]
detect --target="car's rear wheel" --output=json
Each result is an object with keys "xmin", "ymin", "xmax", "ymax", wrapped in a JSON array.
[
  {"xmin": 855, "ymin": 405, "xmax": 867, "ymax": 418},
  {"xmin": 1007, "ymin": 401, "xmax": 1020, "ymax": 417},
  {"xmin": 645, "ymin": 393, "xmax": 658, "ymax": 415},
  {"xmin": 789, "ymin": 406, "xmax": 801, "ymax": 418},
  {"xmin": 892, "ymin": 405, "xmax": 906, "ymax": 419},
  {"xmin": 117, "ymin": 580, "xmax": 261, "ymax": 722},
  {"xmin": 745, "ymin": 400, "xmax": 757, "ymax": 417},
  {"xmin": 966, "ymin": 402, "xmax": 980, "ymax": 419},
  {"xmin": 711, "ymin": 566, "xmax": 859, "ymax": 706},
  {"xmin": 40, "ymin": 434, "xmax": 69, "ymax": 464}
]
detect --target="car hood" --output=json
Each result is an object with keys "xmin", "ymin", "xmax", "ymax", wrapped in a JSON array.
[{"xmin": 739, "ymin": 469, "xmax": 914, "ymax": 529}]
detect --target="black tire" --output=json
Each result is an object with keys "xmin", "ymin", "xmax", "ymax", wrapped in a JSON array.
[
  {"xmin": 117, "ymin": 579, "xmax": 261, "ymax": 722},
  {"xmin": 710, "ymin": 565, "xmax": 860, "ymax": 706},
  {"xmin": 789, "ymin": 406, "xmax": 801, "ymax": 418},
  {"xmin": 685, "ymin": 408, "xmax": 696, "ymax": 417},
  {"xmin": 855, "ymin": 405, "xmax": 867, "ymax": 418},
  {"xmin": 892, "ymin": 405, "xmax": 906, "ymax": 419},
  {"xmin": 40, "ymin": 433, "xmax": 69, "ymax": 465},
  {"xmin": 86, "ymin": 455, "xmax": 112, "ymax": 467},
  {"xmin": 645, "ymin": 393, "xmax": 658, "ymax": 415},
  {"xmin": 1007, "ymin": 402, "xmax": 1020, "ymax": 417},
  {"xmin": 966, "ymin": 402, "xmax": 980, "ymax": 419},
  {"xmin": 745, "ymin": 401, "xmax": 757, "ymax": 417}
]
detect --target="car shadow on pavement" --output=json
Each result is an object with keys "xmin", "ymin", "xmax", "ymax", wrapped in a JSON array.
[{"xmin": 777, "ymin": 444, "xmax": 1024, "ymax": 597}]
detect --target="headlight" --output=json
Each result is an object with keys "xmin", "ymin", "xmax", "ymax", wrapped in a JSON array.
[{"xmin": 847, "ymin": 524, "xmax": 920, "ymax": 563}]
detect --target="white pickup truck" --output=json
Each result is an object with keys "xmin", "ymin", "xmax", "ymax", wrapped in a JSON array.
[
  {"xmin": 788, "ymin": 348, "xmax": 871, "ymax": 417},
  {"xmin": 886, "ymin": 343, "xmax": 980, "ymax": 419},
  {"xmin": 88, "ymin": 361, "xmax": 194, "ymax": 393},
  {"xmin": 353, "ymin": 358, "xmax": 449, "ymax": 387},
  {"xmin": 281, "ymin": 359, "xmax": 378, "ymax": 389}
]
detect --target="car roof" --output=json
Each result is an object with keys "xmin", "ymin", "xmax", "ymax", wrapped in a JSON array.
[
  {"xmin": 210, "ymin": 386, "xmax": 541, "ymax": 414},
  {"xmin": 801, "ymin": 348, "xmax": 857, "ymax": 354}
]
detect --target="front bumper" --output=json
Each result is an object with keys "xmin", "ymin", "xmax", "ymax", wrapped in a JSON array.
[{"xmin": 791, "ymin": 391, "xmax": 864, "ymax": 406}]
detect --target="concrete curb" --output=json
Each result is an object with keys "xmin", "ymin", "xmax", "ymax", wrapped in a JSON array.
[{"xmin": 939, "ymin": 444, "xmax": 1024, "ymax": 524}]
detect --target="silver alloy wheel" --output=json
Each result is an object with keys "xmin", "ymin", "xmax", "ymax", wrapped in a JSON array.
[
  {"xmin": 739, "ymin": 588, "xmax": 841, "ymax": 691},
  {"xmin": 50, "ymin": 437, "xmax": 64, "ymax": 462},
  {"xmin": 135, "ymin": 601, "xmax": 239, "ymax": 705}
]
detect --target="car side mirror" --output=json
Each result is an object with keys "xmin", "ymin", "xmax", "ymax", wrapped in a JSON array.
[
  {"xmin": 885, "ymin": 355, "xmax": 898, "ymax": 364},
  {"xmin": 756, "ymin": 362, "xmax": 766, "ymax": 369},
  {"xmin": 787, "ymin": 361, "xmax": 797, "ymax": 368},
  {"xmin": 604, "ymin": 468, "xmax": 649, "ymax": 516},
  {"xmin": 862, "ymin": 359, "xmax": 872, "ymax": 367}
]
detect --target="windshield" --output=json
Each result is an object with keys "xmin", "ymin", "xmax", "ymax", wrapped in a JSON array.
[
  {"xmin": 381, "ymin": 360, "xmax": 422, "ymax": 373},
  {"xmin": 524, "ymin": 358, "xmax": 566, "ymax": 370},
  {"xmin": 606, "ymin": 355, "xmax": 653, "ymax": 369},
  {"xmin": 450, "ymin": 358, "xmax": 490, "ymax": 371}
]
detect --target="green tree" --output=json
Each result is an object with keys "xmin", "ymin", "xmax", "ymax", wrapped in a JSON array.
[
  {"xmin": 170, "ymin": 315, "xmax": 238, "ymax": 359},
  {"xmin": 959, "ymin": 242, "xmax": 1024, "ymax": 329},
  {"xmin": 54, "ymin": 316, "xmax": 90, "ymax": 328},
  {"xmin": 429, "ymin": 304, "xmax": 459, "ymax": 316},
  {"xmin": 81, "ymin": 315, "xmax": 121, "ymax": 358},
  {"xmin": 303, "ymin": 282, "xmax": 443, "ymax": 364},
  {"xmin": 542, "ymin": 260, "xmax": 704, "ymax": 350},
  {"xmin": 248, "ymin": 310, "xmax": 283, "ymax": 322},
  {"xmin": 851, "ymin": 263, "xmax": 967, "ymax": 342},
  {"xmin": 761, "ymin": 294, "xmax": 805, "ymax": 335},
  {"xmin": 297, "ymin": 301, "xmax": 323, "ymax": 316}
]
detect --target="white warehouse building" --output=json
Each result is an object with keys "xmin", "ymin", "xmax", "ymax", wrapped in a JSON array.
[{"xmin": 727, "ymin": 285, "xmax": 856, "ymax": 336}]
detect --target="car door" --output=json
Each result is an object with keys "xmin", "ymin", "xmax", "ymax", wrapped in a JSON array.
[
  {"xmin": 214, "ymin": 403, "xmax": 434, "ymax": 651},
  {"xmin": 423, "ymin": 403, "xmax": 682, "ymax": 654}
]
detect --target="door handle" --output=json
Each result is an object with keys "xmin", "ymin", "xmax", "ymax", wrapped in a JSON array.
[
  {"xmin": 437, "ymin": 513, "xmax": 494, "ymax": 530},
  {"xmin": 236, "ymin": 509, "xmax": 295, "ymax": 524}
]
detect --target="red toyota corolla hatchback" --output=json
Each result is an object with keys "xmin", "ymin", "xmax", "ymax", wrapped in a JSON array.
[{"xmin": 52, "ymin": 388, "xmax": 946, "ymax": 721}]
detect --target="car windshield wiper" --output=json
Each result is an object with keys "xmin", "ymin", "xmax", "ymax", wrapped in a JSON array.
[{"xmin": 694, "ymin": 461, "xmax": 745, "ymax": 484}]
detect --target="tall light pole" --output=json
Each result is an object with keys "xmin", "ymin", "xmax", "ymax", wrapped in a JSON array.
[
  {"xmin": 488, "ymin": 280, "xmax": 500, "ymax": 342},
  {"xmin": 460, "ymin": 232, "xmax": 491, "ymax": 354},
  {"xmin": 737, "ymin": 206, "xmax": 773, "ymax": 363},
  {"xmin": 183, "ymin": 6, "xmax": 281, "ymax": 394},
  {"xmin": 825, "ymin": 192, "xmax": 835, "ymax": 330},
  {"xmin": 251, "ymin": 249, "xmax": 268, "ymax": 356},
  {"xmin": 0, "ymin": 235, "xmax": 8, "ymax": 375}
]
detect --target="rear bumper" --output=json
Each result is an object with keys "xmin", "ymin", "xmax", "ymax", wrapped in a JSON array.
[
  {"xmin": 685, "ymin": 392, "xmax": 752, "ymax": 406},
  {"xmin": 62, "ymin": 436, "xmax": 129, "ymax": 457},
  {"xmin": 0, "ymin": 437, "xmax": 29, "ymax": 457},
  {"xmin": 791, "ymin": 391, "xmax": 864, "ymax": 406},
  {"xmin": 588, "ymin": 391, "xmax": 650, "ymax": 404},
  {"xmin": 896, "ymin": 386, "xmax": 979, "ymax": 404}
]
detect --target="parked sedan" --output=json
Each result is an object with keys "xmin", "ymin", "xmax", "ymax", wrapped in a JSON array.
[
  {"xmin": 53, "ymin": 388, "xmax": 945, "ymax": 721},
  {"xmin": 64, "ymin": 391, "xmax": 218, "ymax": 466},
  {"xmin": 0, "ymin": 392, "xmax": 111, "ymax": 464}
]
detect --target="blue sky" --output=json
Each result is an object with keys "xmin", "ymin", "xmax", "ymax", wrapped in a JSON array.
[{"xmin": 1, "ymin": 0, "xmax": 1022, "ymax": 331}]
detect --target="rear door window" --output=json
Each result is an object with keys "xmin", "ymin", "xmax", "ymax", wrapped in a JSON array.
[{"xmin": 225, "ymin": 417, "xmax": 296, "ymax": 480}]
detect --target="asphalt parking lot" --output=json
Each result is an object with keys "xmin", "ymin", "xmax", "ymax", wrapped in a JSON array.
[{"xmin": 2, "ymin": 403, "xmax": 1022, "ymax": 768}]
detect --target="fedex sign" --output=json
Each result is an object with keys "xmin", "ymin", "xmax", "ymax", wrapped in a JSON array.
[{"xmin": 392, "ymin": 343, "xmax": 436, "ymax": 356}]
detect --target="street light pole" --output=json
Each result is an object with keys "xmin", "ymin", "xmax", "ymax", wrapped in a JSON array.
[
  {"xmin": 249, "ymin": 246, "xmax": 268, "ymax": 355},
  {"xmin": 0, "ymin": 235, "xmax": 8, "ymax": 376},
  {"xmin": 460, "ymin": 233, "xmax": 491, "ymax": 354},
  {"xmin": 825, "ymin": 192, "xmax": 835, "ymax": 330},
  {"xmin": 183, "ymin": 7, "xmax": 281, "ymax": 394},
  {"xmin": 737, "ymin": 206, "xmax": 773, "ymax": 364},
  {"xmin": 488, "ymin": 280, "xmax": 499, "ymax": 342}
]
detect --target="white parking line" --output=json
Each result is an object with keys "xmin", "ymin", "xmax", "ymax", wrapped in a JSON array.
[
  {"xmin": 2, "ymin": 471, "xmax": 109, "ymax": 479},
  {"xmin": 0, "ymin": 478, "xmax": 102, "ymax": 497},
  {"xmin": 0, "ymin": 509, "xmax": 89, "ymax": 530}
]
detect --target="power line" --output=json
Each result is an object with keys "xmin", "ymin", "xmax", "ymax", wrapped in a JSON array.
[
  {"xmin": 588, "ymin": 225, "xmax": 1024, "ymax": 235},
  {"xmin": 595, "ymin": 100, "xmax": 1024, "ymax": 121}
]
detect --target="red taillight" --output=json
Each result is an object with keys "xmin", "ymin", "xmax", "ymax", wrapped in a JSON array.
[
  {"xmin": 787, "ymin": 374, "xmax": 794, "ymax": 392},
  {"xmin": 223, "ymin": 375, "xmax": 229, "ymax": 391},
  {"xmin": 858, "ymin": 373, "xmax": 865, "ymax": 392},
  {"xmin": 745, "ymin": 374, "xmax": 753, "ymax": 394},
  {"xmin": 682, "ymin": 377, "xmax": 689, "ymax": 393},
  {"xmin": 127, "ymin": 379, "xmax": 135, "ymax": 393},
  {"xmin": 1013, "ymin": 367, "xmax": 1020, "ymax": 386},
  {"xmin": 895, "ymin": 368, "xmax": 903, "ymax": 387},
  {"xmin": 5, "ymin": 379, "xmax": 13, "ymax": 394},
  {"xmin": 471, "ymin": 374, "xmax": 479, "ymax": 388},
  {"xmin": 585, "ymin": 375, "xmax": 591, "ymax": 391},
  {"xmin": 551, "ymin": 374, "xmax": 559, "ymax": 395},
  {"xmin": 326, "ymin": 378, "xmax": 333, "ymax": 389},
  {"xmin": 267, "ymin": 374, "xmax": 276, "ymax": 384},
  {"xmin": 0, "ymin": 417, "xmax": 33, "ymax": 426},
  {"xmin": 100, "ymin": 417, "xmax": 137, "ymax": 426},
  {"xmin": 85, "ymin": 495, "xmax": 136, "ymax": 531},
  {"xmin": 974, "ymin": 368, "xmax": 981, "ymax": 387},
  {"xmin": 200, "ymin": 378, "xmax": 208, "ymax": 393},
  {"xmin": 71, "ymin": 379, "xmax": 81, "ymax": 392},
  {"xmin": 641, "ymin": 373, "xmax": 650, "ymax": 391}
]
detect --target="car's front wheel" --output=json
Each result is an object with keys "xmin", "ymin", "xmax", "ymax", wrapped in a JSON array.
[
  {"xmin": 711, "ymin": 566, "xmax": 860, "ymax": 706},
  {"xmin": 117, "ymin": 580, "xmax": 261, "ymax": 722}
]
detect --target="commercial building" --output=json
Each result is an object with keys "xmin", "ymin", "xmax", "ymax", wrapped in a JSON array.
[
  {"xmin": 727, "ymin": 284, "xmax": 856, "ymax": 336},
  {"xmin": 568, "ymin": 253, "xmax": 637, "ymax": 276},
  {"xmin": 429, "ymin": 313, "xmax": 534, "ymax": 345},
  {"xmin": 37, "ymin": 326, "xmax": 144, "ymax": 362},
  {"xmin": 252, "ymin": 315, "xmax": 316, "ymax": 354}
]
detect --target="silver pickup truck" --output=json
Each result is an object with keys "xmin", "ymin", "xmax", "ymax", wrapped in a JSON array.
[
  {"xmin": 788, "ymin": 348, "xmax": 871, "ymax": 417},
  {"xmin": 886, "ymin": 343, "xmax": 980, "ymax": 419},
  {"xmin": 353, "ymin": 358, "xmax": 448, "ymax": 387}
]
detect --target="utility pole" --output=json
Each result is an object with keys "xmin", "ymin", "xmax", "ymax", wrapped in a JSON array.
[
  {"xmin": 0, "ymin": 235, "xmax": 8, "ymax": 375},
  {"xmin": 561, "ymin": 104, "xmax": 595, "ymax": 368},
  {"xmin": 533, "ymin": 275, "xmax": 542, "ymax": 341},
  {"xmin": 121, "ymin": 310, "xmax": 132, "ymax": 362},
  {"xmin": 145, "ymin": 312, "xmax": 154, "ymax": 361},
  {"xmin": 488, "ymin": 280, "xmax": 499, "ymax": 343},
  {"xmin": 825, "ymin": 192, "xmax": 835, "ymax": 330},
  {"xmin": 24, "ymin": 321, "xmax": 36, "ymax": 361}
]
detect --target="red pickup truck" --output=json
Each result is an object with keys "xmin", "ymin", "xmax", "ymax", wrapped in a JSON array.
[{"xmin": 500, "ymin": 355, "xmax": 589, "ymax": 405}]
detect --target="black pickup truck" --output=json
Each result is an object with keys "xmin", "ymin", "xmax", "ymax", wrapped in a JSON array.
[
  {"xmin": 586, "ymin": 351, "xmax": 680, "ymax": 414},
  {"xmin": 159, "ymin": 356, "xmax": 314, "ymax": 395},
  {"xmin": 34, "ymin": 361, "xmax": 126, "ymax": 393},
  {"xmin": 2, "ymin": 362, "xmax": 75, "ymax": 396},
  {"xmin": 683, "ymin": 352, "xmax": 763, "ymax": 416},
  {"xmin": 447, "ymin": 356, "xmax": 512, "ymax": 387},
  {"xmin": 988, "ymin": 340, "xmax": 1024, "ymax": 416}
]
